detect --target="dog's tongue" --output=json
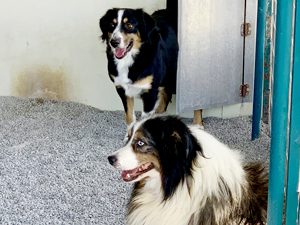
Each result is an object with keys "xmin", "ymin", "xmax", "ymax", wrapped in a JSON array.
[
  {"xmin": 115, "ymin": 48, "xmax": 126, "ymax": 59},
  {"xmin": 121, "ymin": 168, "xmax": 139, "ymax": 182}
]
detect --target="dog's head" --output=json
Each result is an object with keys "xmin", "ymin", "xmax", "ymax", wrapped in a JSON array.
[
  {"xmin": 99, "ymin": 8, "xmax": 156, "ymax": 60},
  {"xmin": 108, "ymin": 115, "xmax": 204, "ymax": 199}
]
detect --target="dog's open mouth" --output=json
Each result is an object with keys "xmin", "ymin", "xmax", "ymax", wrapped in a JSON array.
[
  {"xmin": 114, "ymin": 40, "xmax": 133, "ymax": 59},
  {"xmin": 121, "ymin": 162, "xmax": 154, "ymax": 182}
]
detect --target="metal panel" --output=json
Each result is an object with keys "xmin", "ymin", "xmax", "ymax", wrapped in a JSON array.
[
  {"xmin": 177, "ymin": 0, "xmax": 257, "ymax": 113},
  {"xmin": 244, "ymin": 0, "xmax": 258, "ymax": 103}
]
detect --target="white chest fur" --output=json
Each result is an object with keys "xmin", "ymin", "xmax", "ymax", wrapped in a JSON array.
[{"xmin": 113, "ymin": 49, "xmax": 151, "ymax": 97}]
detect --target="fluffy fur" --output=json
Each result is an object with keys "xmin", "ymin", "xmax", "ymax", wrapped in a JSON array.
[
  {"xmin": 99, "ymin": 8, "xmax": 178, "ymax": 127},
  {"xmin": 108, "ymin": 115, "xmax": 268, "ymax": 225}
]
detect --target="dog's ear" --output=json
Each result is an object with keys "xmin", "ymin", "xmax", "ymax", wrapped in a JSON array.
[
  {"xmin": 99, "ymin": 9, "xmax": 115, "ymax": 41},
  {"xmin": 159, "ymin": 120, "xmax": 203, "ymax": 200},
  {"xmin": 142, "ymin": 116, "xmax": 203, "ymax": 200},
  {"xmin": 135, "ymin": 9, "xmax": 158, "ymax": 42}
]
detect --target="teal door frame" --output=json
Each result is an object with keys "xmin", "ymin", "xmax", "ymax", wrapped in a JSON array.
[{"xmin": 267, "ymin": 0, "xmax": 300, "ymax": 224}]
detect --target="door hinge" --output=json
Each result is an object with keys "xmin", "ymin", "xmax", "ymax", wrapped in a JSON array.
[
  {"xmin": 241, "ymin": 23, "xmax": 251, "ymax": 37},
  {"xmin": 240, "ymin": 84, "xmax": 250, "ymax": 97}
]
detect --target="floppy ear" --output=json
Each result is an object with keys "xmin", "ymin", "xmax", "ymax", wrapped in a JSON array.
[
  {"xmin": 142, "ymin": 116, "xmax": 204, "ymax": 200},
  {"xmin": 160, "ymin": 128, "xmax": 202, "ymax": 200},
  {"xmin": 99, "ymin": 9, "xmax": 114, "ymax": 41},
  {"xmin": 135, "ymin": 9, "xmax": 158, "ymax": 42}
]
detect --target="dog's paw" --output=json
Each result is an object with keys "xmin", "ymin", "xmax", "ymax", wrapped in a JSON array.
[{"xmin": 141, "ymin": 111, "xmax": 154, "ymax": 120}]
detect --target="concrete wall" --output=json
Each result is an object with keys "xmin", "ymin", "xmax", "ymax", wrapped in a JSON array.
[{"xmin": 0, "ymin": 0, "xmax": 252, "ymax": 118}]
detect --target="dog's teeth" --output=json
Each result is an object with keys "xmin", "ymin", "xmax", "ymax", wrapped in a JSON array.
[{"xmin": 127, "ymin": 174, "xmax": 130, "ymax": 178}]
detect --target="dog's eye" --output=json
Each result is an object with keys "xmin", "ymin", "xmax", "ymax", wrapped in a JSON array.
[
  {"xmin": 136, "ymin": 140, "xmax": 145, "ymax": 147},
  {"xmin": 110, "ymin": 22, "xmax": 116, "ymax": 28},
  {"xmin": 125, "ymin": 23, "xmax": 134, "ymax": 30}
]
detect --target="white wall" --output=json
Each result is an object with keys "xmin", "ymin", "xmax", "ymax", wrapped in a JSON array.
[
  {"xmin": 0, "ymin": 0, "xmax": 252, "ymax": 118},
  {"xmin": 0, "ymin": 0, "xmax": 166, "ymax": 110}
]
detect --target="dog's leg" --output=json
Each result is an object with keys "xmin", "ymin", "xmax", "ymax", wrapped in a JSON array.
[
  {"xmin": 193, "ymin": 109, "xmax": 204, "ymax": 128},
  {"xmin": 125, "ymin": 96, "xmax": 135, "ymax": 126},
  {"xmin": 116, "ymin": 87, "xmax": 136, "ymax": 127},
  {"xmin": 155, "ymin": 87, "xmax": 172, "ymax": 114},
  {"xmin": 141, "ymin": 90, "xmax": 159, "ymax": 118}
]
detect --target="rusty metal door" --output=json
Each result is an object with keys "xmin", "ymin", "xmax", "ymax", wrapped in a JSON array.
[{"xmin": 176, "ymin": 0, "xmax": 257, "ymax": 113}]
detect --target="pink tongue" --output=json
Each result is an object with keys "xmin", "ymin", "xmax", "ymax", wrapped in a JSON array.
[
  {"xmin": 115, "ymin": 48, "xmax": 126, "ymax": 59},
  {"xmin": 121, "ymin": 168, "xmax": 139, "ymax": 181}
]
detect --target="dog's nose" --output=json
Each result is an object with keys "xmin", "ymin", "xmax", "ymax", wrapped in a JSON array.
[
  {"xmin": 108, "ymin": 155, "xmax": 117, "ymax": 166},
  {"xmin": 110, "ymin": 38, "xmax": 120, "ymax": 48}
]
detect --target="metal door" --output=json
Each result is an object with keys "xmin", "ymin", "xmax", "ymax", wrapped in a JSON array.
[{"xmin": 176, "ymin": 0, "xmax": 257, "ymax": 113}]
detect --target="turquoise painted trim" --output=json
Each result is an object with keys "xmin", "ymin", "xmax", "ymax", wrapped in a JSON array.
[
  {"xmin": 267, "ymin": 0, "xmax": 294, "ymax": 224},
  {"xmin": 285, "ymin": 0, "xmax": 300, "ymax": 223},
  {"xmin": 252, "ymin": 0, "xmax": 267, "ymax": 140},
  {"xmin": 262, "ymin": 0, "xmax": 272, "ymax": 124}
]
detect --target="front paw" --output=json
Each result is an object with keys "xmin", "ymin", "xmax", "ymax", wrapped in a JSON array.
[{"xmin": 141, "ymin": 111, "xmax": 154, "ymax": 120}]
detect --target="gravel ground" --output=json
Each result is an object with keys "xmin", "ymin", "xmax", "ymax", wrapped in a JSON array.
[{"xmin": 0, "ymin": 96, "xmax": 270, "ymax": 225}]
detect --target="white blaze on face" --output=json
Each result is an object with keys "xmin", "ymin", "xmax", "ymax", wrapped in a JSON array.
[
  {"xmin": 112, "ymin": 122, "xmax": 142, "ymax": 170},
  {"xmin": 111, "ymin": 10, "xmax": 125, "ymax": 49},
  {"xmin": 114, "ymin": 144, "xmax": 139, "ymax": 171}
]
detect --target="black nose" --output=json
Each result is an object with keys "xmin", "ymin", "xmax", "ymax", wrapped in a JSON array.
[
  {"xmin": 108, "ymin": 155, "xmax": 117, "ymax": 166},
  {"xmin": 110, "ymin": 38, "xmax": 120, "ymax": 48}
]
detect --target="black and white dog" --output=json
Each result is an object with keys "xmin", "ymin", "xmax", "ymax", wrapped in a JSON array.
[
  {"xmin": 108, "ymin": 115, "xmax": 268, "ymax": 225},
  {"xmin": 99, "ymin": 8, "xmax": 178, "ymax": 128}
]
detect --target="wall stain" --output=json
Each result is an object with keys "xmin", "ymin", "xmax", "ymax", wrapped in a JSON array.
[{"xmin": 12, "ymin": 65, "xmax": 70, "ymax": 100}]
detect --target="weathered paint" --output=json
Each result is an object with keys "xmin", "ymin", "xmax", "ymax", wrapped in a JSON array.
[
  {"xmin": 262, "ymin": 0, "xmax": 273, "ymax": 125},
  {"xmin": 252, "ymin": 0, "xmax": 267, "ymax": 140},
  {"xmin": 285, "ymin": 0, "xmax": 300, "ymax": 222},
  {"xmin": 267, "ymin": 0, "xmax": 294, "ymax": 224},
  {"xmin": 11, "ymin": 65, "xmax": 70, "ymax": 100}
]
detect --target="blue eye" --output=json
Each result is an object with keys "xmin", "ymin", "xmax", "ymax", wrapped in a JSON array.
[{"xmin": 136, "ymin": 140, "xmax": 145, "ymax": 147}]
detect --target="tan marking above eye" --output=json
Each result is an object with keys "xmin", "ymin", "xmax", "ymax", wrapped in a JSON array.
[
  {"xmin": 171, "ymin": 131, "xmax": 181, "ymax": 141},
  {"xmin": 123, "ymin": 17, "xmax": 128, "ymax": 23},
  {"xmin": 113, "ymin": 18, "xmax": 117, "ymax": 24},
  {"xmin": 133, "ymin": 130, "xmax": 144, "ymax": 141}
]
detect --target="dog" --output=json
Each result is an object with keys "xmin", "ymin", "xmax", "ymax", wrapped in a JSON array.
[
  {"xmin": 99, "ymin": 8, "xmax": 178, "ymax": 128},
  {"xmin": 108, "ymin": 115, "xmax": 268, "ymax": 225}
]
